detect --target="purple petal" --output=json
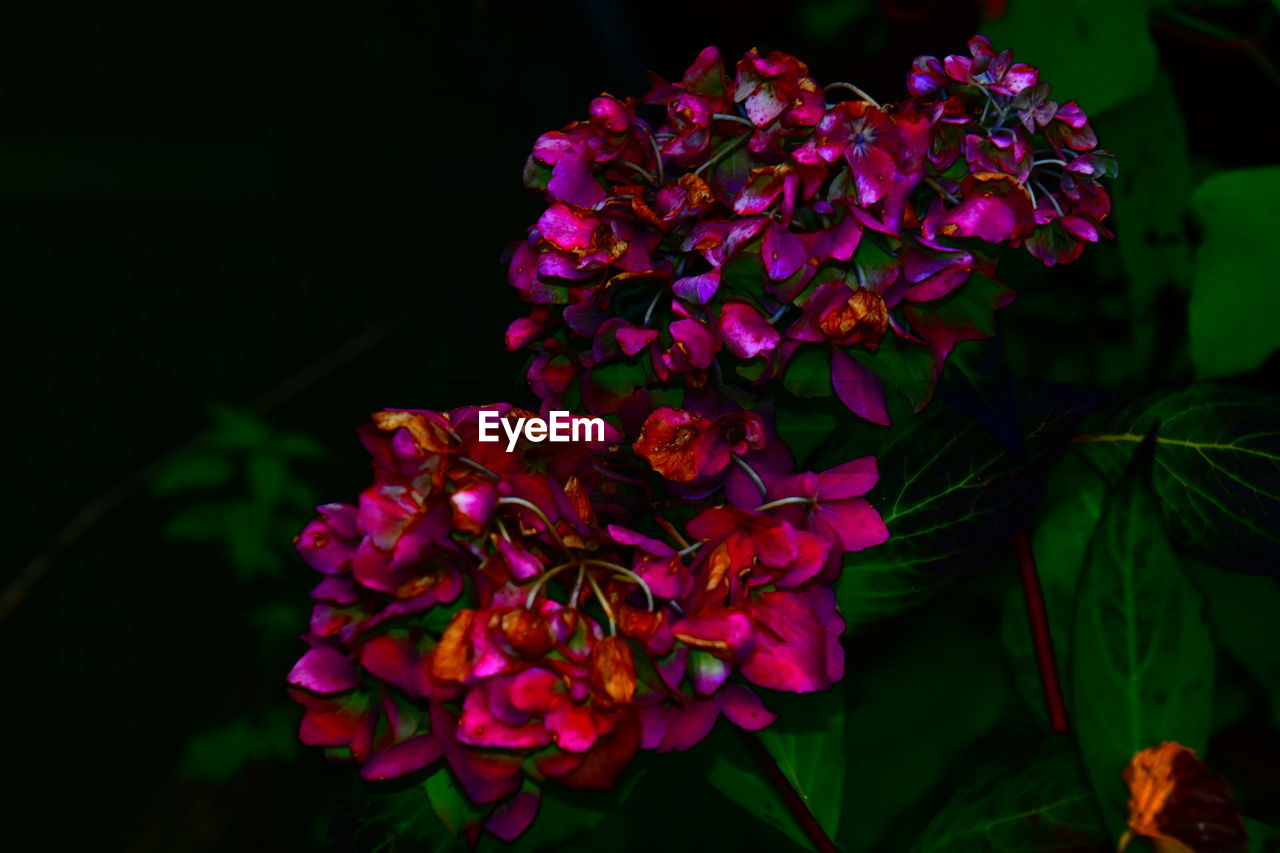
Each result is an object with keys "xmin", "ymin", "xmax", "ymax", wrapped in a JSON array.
[
  {"xmin": 360, "ymin": 734, "xmax": 441, "ymax": 780},
  {"xmin": 817, "ymin": 499, "xmax": 890, "ymax": 553},
  {"xmin": 672, "ymin": 269, "xmax": 721, "ymax": 304},
  {"xmin": 761, "ymin": 222, "xmax": 806, "ymax": 280},
  {"xmin": 816, "ymin": 456, "xmax": 878, "ymax": 500},
  {"xmin": 831, "ymin": 350, "xmax": 890, "ymax": 426},
  {"xmin": 485, "ymin": 787, "xmax": 541, "ymax": 841}
]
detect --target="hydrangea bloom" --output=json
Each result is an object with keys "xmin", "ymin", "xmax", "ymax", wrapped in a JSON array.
[
  {"xmin": 508, "ymin": 37, "xmax": 1113, "ymax": 424},
  {"xmin": 287, "ymin": 405, "xmax": 886, "ymax": 839}
]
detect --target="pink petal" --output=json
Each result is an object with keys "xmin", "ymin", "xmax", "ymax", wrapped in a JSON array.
[
  {"xmin": 288, "ymin": 647, "xmax": 359, "ymax": 694},
  {"xmin": 717, "ymin": 683, "xmax": 777, "ymax": 730},
  {"xmin": 485, "ymin": 788, "xmax": 541, "ymax": 841},
  {"xmin": 717, "ymin": 302, "xmax": 781, "ymax": 359},
  {"xmin": 816, "ymin": 456, "xmax": 878, "ymax": 500}
]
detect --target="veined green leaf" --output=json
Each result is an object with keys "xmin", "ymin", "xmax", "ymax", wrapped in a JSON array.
[
  {"xmin": 1072, "ymin": 436, "xmax": 1215, "ymax": 832},
  {"xmin": 1074, "ymin": 383, "xmax": 1280, "ymax": 576},
  {"xmin": 913, "ymin": 737, "xmax": 1107, "ymax": 852}
]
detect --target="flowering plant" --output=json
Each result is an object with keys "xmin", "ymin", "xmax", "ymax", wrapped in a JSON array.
[{"xmin": 286, "ymin": 37, "xmax": 1117, "ymax": 844}]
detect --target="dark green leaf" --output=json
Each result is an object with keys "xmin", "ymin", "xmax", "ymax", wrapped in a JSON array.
[
  {"xmin": 425, "ymin": 767, "xmax": 488, "ymax": 837},
  {"xmin": 912, "ymin": 737, "xmax": 1108, "ymax": 852},
  {"xmin": 1074, "ymin": 383, "xmax": 1280, "ymax": 576},
  {"xmin": 1189, "ymin": 166, "xmax": 1280, "ymax": 377},
  {"xmin": 1072, "ymin": 436, "xmax": 1215, "ymax": 832},
  {"xmin": 985, "ymin": 0, "xmax": 1157, "ymax": 114},
  {"xmin": 1002, "ymin": 455, "xmax": 1106, "ymax": 723},
  {"xmin": 782, "ymin": 348, "xmax": 833, "ymax": 399},
  {"xmin": 758, "ymin": 689, "xmax": 845, "ymax": 842},
  {"xmin": 820, "ymin": 383, "xmax": 1102, "ymax": 627}
]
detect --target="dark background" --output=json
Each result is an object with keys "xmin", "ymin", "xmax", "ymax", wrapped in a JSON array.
[{"xmin": 5, "ymin": 1, "xmax": 1277, "ymax": 850}]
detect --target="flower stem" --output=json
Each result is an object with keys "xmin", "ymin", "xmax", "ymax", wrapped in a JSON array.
[
  {"xmin": 825, "ymin": 81, "xmax": 881, "ymax": 109},
  {"xmin": 741, "ymin": 731, "xmax": 841, "ymax": 853},
  {"xmin": 1013, "ymin": 530, "xmax": 1069, "ymax": 734},
  {"xmin": 732, "ymin": 455, "xmax": 768, "ymax": 498}
]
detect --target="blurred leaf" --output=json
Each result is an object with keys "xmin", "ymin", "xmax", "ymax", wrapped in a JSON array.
[
  {"xmin": 912, "ymin": 737, "xmax": 1107, "ymax": 852},
  {"xmin": 1074, "ymin": 384, "xmax": 1280, "ymax": 576},
  {"xmin": 248, "ymin": 452, "xmax": 289, "ymax": 508},
  {"xmin": 841, "ymin": 597, "xmax": 1017, "ymax": 850},
  {"xmin": 985, "ymin": 0, "xmax": 1157, "ymax": 114},
  {"xmin": 819, "ymin": 383, "xmax": 1102, "ymax": 627},
  {"xmin": 1072, "ymin": 437, "xmax": 1215, "ymax": 832},
  {"xmin": 1189, "ymin": 166, "xmax": 1280, "ymax": 378},
  {"xmin": 225, "ymin": 499, "xmax": 283, "ymax": 578},
  {"xmin": 181, "ymin": 709, "xmax": 298, "ymax": 782},
  {"xmin": 1002, "ymin": 455, "xmax": 1106, "ymax": 722},
  {"xmin": 164, "ymin": 501, "xmax": 228, "ymax": 541},
  {"xmin": 1093, "ymin": 72, "xmax": 1192, "ymax": 381},
  {"xmin": 152, "ymin": 453, "xmax": 235, "ymax": 495},
  {"xmin": 795, "ymin": 0, "xmax": 873, "ymax": 42},
  {"xmin": 1245, "ymin": 817, "xmax": 1280, "ymax": 852},
  {"xmin": 207, "ymin": 405, "xmax": 273, "ymax": 451},
  {"xmin": 1184, "ymin": 558, "xmax": 1280, "ymax": 731}
]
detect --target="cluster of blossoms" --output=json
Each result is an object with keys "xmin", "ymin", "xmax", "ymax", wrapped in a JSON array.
[
  {"xmin": 508, "ymin": 36, "xmax": 1113, "ymax": 426},
  {"xmin": 288, "ymin": 38, "xmax": 1112, "ymax": 843},
  {"xmin": 287, "ymin": 405, "xmax": 887, "ymax": 839}
]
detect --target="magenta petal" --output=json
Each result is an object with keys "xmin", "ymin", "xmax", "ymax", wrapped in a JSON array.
[
  {"xmin": 288, "ymin": 647, "xmax": 359, "ymax": 694},
  {"xmin": 615, "ymin": 324, "xmax": 659, "ymax": 356},
  {"xmin": 658, "ymin": 699, "xmax": 721, "ymax": 752},
  {"xmin": 485, "ymin": 787, "xmax": 542, "ymax": 841},
  {"xmin": 816, "ymin": 456, "xmax": 878, "ymax": 500},
  {"xmin": 717, "ymin": 302, "xmax": 780, "ymax": 359},
  {"xmin": 718, "ymin": 683, "xmax": 776, "ymax": 731},
  {"xmin": 358, "ymin": 634, "xmax": 420, "ymax": 696},
  {"xmin": 495, "ymin": 536, "xmax": 542, "ymax": 580},
  {"xmin": 459, "ymin": 688, "xmax": 552, "ymax": 749},
  {"xmin": 607, "ymin": 524, "xmax": 676, "ymax": 557},
  {"xmin": 537, "ymin": 203, "xmax": 598, "ymax": 253},
  {"xmin": 360, "ymin": 734, "xmax": 441, "ymax": 780},
  {"xmin": 548, "ymin": 149, "xmax": 606, "ymax": 208},
  {"xmin": 816, "ymin": 499, "xmax": 890, "ymax": 553},
  {"xmin": 296, "ymin": 513, "xmax": 356, "ymax": 574},
  {"xmin": 761, "ymin": 222, "xmax": 806, "ymax": 280},
  {"xmin": 741, "ymin": 588, "xmax": 844, "ymax": 692},
  {"xmin": 830, "ymin": 350, "xmax": 890, "ymax": 426},
  {"xmin": 545, "ymin": 703, "xmax": 599, "ymax": 753}
]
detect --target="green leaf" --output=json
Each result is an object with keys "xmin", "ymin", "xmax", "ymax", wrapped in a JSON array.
[
  {"xmin": 1002, "ymin": 455, "xmax": 1106, "ymax": 723},
  {"xmin": 425, "ymin": 767, "xmax": 488, "ymax": 837},
  {"xmin": 841, "ymin": 592, "xmax": 1017, "ymax": 849},
  {"xmin": 819, "ymin": 383, "xmax": 1101, "ymax": 627},
  {"xmin": 1245, "ymin": 817, "xmax": 1280, "ymax": 852},
  {"xmin": 708, "ymin": 733, "xmax": 815, "ymax": 851},
  {"xmin": 1189, "ymin": 166, "xmax": 1280, "ymax": 377},
  {"xmin": 515, "ymin": 783, "xmax": 613, "ymax": 851},
  {"xmin": 782, "ymin": 348, "xmax": 833, "ymax": 399},
  {"xmin": 775, "ymin": 404, "xmax": 838, "ymax": 469},
  {"xmin": 759, "ymin": 690, "xmax": 845, "ymax": 842},
  {"xmin": 984, "ymin": 0, "xmax": 1157, "ymax": 114},
  {"xmin": 1184, "ymin": 558, "xmax": 1280, "ymax": 731},
  {"xmin": 1072, "ymin": 436, "xmax": 1215, "ymax": 832},
  {"xmin": 912, "ymin": 737, "xmax": 1108, "ymax": 852},
  {"xmin": 152, "ymin": 452, "xmax": 235, "ymax": 495},
  {"xmin": 1074, "ymin": 383, "xmax": 1280, "ymax": 576}
]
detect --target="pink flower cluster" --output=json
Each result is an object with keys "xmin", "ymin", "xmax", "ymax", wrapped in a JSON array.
[
  {"xmin": 508, "ymin": 37, "xmax": 1113, "ymax": 425},
  {"xmin": 287, "ymin": 405, "xmax": 886, "ymax": 839}
]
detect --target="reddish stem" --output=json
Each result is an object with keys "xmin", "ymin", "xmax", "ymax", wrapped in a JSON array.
[
  {"xmin": 742, "ymin": 732, "xmax": 841, "ymax": 853},
  {"xmin": 1013, "ymin": 530, "xmax": 1070, "ymax": 734}
]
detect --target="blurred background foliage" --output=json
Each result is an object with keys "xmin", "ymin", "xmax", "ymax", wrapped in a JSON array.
[{"xmin": 4, "ymin": 0, "xmax": 1279, "ymax": 850}]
